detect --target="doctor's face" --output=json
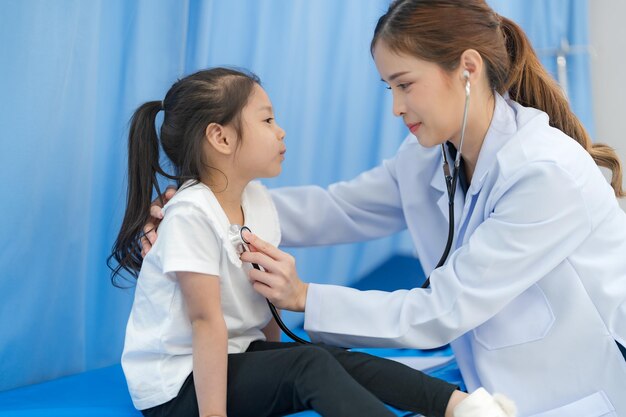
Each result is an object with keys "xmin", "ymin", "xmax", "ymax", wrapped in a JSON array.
[{"xmin": 373, "ymin": 41, "xmax": 467, "ymax": 148}]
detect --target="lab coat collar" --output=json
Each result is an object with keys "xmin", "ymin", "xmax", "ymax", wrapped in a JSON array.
[
  {"xmin": 465, "ymin": 93, "xmax": 517, "ymax": 196},
  {"xmin": 429, "ymin": 144, "xmax": 464, "ymax": 221},
  {"xmin": 429, "ymin": 148, "xmax": 448, "ymax": 194}
]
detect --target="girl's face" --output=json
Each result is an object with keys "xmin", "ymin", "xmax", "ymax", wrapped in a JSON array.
[
  {"xmin": 373, "ymin": 41, "xmax": 467, "ymax": 148},
  {"xmin": 234, "ymin": 84, "xmax": 286, "ymax": 180}
]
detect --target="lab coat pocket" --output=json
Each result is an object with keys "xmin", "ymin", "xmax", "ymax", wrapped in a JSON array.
[
  {"xmin": 473, "ymin": 284, "xmax": 555, "ymax": 350},
  {"xmin": 528, "ymin": 391, "xmax": 615, "ymax": 417}
]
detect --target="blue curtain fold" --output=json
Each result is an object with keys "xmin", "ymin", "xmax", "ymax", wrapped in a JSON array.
[{"xmin": 0, "ymin": 0, "xmax": 591, "ymax": 391}]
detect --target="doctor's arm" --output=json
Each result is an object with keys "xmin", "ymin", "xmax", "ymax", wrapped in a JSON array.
[
  {"xmin": 271, "ymin": 156, "xmax": 407, "ymax": 247},
  {"xmin": 249, "ymin": 162, "xmax": 593, "ymax": 349}
]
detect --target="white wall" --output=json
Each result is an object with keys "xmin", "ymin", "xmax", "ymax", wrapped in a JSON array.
[{"xmin": 589, "ymin": 1, "xmax": 626, "ymax": 211}]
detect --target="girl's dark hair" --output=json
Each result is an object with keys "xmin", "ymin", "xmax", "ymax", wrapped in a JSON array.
[
  {"xmin": 108, "ymin": 67, "xmax": 260, "ymax": 286},
  {"xmin": 372, "ymin": 0, "xmax": 624, "ymax": 197}
]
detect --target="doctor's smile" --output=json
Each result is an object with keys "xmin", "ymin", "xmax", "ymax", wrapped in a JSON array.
[{"xmin": 406, "ymin": 122, "xmax": 421, "ymax": 134}]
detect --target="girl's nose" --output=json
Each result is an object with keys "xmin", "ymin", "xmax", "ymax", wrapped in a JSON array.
[{"xmin": 277, "ymin": 124, "xmax": 286, "ymax": 140}]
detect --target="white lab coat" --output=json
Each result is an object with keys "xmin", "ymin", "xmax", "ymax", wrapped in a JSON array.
[{"xmin": 271, "ymin": 94, "xmax": 626, "ymax": 416}]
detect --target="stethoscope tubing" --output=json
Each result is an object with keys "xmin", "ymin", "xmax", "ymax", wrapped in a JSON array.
[
  {"xmin": 421, "ymin": 179, "xmax": 456, "ymax": 289},
  {"xmin": 240, "ymin": 226, "xmax": 311, "ymax": 344},
  {"xmin": 422, "ymin": 74, "xmax": 470, "ymax": 289}
]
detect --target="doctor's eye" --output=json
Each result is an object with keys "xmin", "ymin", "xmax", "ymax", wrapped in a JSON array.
[{"xmin": 397, "ymin": 83, "xmax": 411, "ymax": 91}]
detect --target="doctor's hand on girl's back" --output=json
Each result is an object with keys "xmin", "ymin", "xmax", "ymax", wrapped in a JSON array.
[{"xmin": 139, "ymin": 186, "xmax": 175, "ymax": 257}]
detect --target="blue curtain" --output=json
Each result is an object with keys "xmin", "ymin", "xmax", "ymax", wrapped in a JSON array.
[{"xmin": 0, "ymin": 0, "xmax": 591, "ymax": 391}]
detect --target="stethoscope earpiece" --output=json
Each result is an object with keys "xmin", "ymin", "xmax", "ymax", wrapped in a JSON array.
[{"xmin": 462, "ymin": 70, "xmax": 470, "ymax": 98}]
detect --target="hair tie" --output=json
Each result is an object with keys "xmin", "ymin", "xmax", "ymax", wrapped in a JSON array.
[{"xmin": 160, "ymin": 100, "xmax": 165, "ymax": 111}]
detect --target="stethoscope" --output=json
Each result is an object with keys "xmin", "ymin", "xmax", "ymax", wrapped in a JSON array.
[
  {"xmin": 229, "ymin": 224, "xmax": 311, "ymax": 344},
  {"xmin": 421, "ymin": 69, "xmax": 471, "ymax": 289}
]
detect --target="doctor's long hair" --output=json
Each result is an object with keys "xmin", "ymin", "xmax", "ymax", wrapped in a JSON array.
[
  {"xmin": 108, "ymin": 68, "xmax": 260, "ymax": 286},
  {"xmin": 372, "ymin": 0, "xmax": 625, "ymax": 197}
]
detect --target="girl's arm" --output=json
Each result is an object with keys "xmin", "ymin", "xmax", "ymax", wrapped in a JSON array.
[{"xmin": 178, "ymin": 271, "xmax": 228, "ymax": 417}]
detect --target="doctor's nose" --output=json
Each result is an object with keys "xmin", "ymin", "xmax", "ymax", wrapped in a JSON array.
[{"xmin": 392, "ymin": 95, "xmax": 406, "ymax": 117}]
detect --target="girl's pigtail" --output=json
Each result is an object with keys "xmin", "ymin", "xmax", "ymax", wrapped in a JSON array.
[{"xmin": 108, "ymin": 101, "xmax": 165, "ymax": 286}]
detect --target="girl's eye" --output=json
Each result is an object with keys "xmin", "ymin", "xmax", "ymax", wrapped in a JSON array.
[{"xmin": 264, "ymin": 118, "xmax": 274, "ymax": 124}]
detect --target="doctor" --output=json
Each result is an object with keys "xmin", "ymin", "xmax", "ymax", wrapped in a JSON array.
[{"xmin": 238, "ymin": 1, "xmax": 626, "ymax": 416}]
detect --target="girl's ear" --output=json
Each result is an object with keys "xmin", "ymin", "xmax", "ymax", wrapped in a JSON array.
[{"xmin": 205, "ymin": 123, "xmax": 235, "ymax": 155}]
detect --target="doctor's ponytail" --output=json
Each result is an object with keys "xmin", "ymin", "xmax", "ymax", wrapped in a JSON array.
[{"xmin": 500, "ymin": 16, "xmax": 625, "ymax": 197}]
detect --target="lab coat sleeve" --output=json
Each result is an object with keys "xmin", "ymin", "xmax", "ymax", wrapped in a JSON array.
[
  {"xmin": 270, "ymin": 157, "xmax": 407, "ymax": 247},
  {"xmin": 304, "ymin": 162, "xmax": 593, "ymax": 348}
]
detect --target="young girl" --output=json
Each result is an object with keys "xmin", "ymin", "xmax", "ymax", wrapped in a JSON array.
[{"xmin": 109, "ymin": 68, "xmax": 514, "ymax": 417}]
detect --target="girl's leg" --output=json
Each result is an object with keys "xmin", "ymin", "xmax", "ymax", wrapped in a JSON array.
[
  {"xmin": 227, "ymin": 343, "xmax": 396, "ymax": 417},
  {"xmin": 316, "ymin": 344, "xmax": 458, "ymax": 417},
  {"xmin": 249, "ymin": 342, "xmax": 518, "ymax": 417}
]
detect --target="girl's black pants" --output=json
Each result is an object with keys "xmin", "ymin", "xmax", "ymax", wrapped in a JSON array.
[{"xmin": 141, "ymin": 341, "xmax": 457, "ymax": 417}]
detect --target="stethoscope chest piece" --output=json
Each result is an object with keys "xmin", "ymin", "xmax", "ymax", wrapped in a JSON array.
[
  {"xmin": 228, "ymin": 224, "xmax": 252, "ymax": 255},
  {"xmin": 228, "ymin": 224, "xmax": 310, "ymax": 344}
]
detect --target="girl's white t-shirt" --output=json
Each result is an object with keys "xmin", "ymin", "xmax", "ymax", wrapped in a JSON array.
[{"xmin": 121, "ymin": 180, "xmax": 280, "ymax": 410}]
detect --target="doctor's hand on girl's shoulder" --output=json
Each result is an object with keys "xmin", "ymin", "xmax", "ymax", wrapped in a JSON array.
[
  {"xmin": 140, "ymin": 186, "xmax": 177, "ymax": 257},
  {"xmin": 240, "ymin": 231, "xmax": 309, "ymax": 313}
]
